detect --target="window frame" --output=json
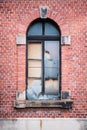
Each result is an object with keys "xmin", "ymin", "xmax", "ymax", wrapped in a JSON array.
[{"xmin": 26, "ymin": 18, "xmax": 61, "ymax": 100}]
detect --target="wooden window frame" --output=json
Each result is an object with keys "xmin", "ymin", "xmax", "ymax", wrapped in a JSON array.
[{"xmin": 26, "ymin": 19, "xmax": 61, "ymax": 100}]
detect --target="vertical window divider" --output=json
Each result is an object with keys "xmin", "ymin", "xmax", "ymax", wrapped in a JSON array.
[
  {"xmin": 59, "ymin": 39, "xmax": 61, "ymax": 99},
  {"xmin": 42, "ymin": 40, "xmax": 45, "ymax": 95},
  {"xmin": 26, "ymin": 38, "xmax": 28, "ymax": 100},
  {"xmin": 42, "ymin": 21, "xmax": 45, "ymax": 95}
]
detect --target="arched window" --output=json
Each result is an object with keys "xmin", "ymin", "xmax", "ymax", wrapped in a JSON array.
[{"xmin": 26, "ymin": 18, "xmax": 61, "ymax": 100}]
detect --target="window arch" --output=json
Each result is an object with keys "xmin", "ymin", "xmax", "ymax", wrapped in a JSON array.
[{"xmin": 26, "ymin": 18, "xmax": 61, "ymax": 100}]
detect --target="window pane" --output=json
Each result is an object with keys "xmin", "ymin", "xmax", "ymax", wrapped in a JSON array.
[
  {"xmin": 28, "ymin": 22, "xmax": 42, "ymax": 35},
  {"xmin": 28, "ymin": 43, "xmax": 42, "ymax": 59},
  {"xmin": 27, "ymin": 79, "xmax": 42, "ymax": 100},
  {"xmin": 28, "ymin": 68, "xmax": 41, "ymax": 78},
  {"xmin": 28, "ymin": 60, "xmax": 41, "ymax": 68},
  {"xmin": 45, "ymin": 23, "xmax": 60, "ymax": 36},
  {"xmin": 44, "ymin": 41, "xmax": 59, "ymax": 78},
  {"xmin": 45, "ymin": 67, "xmax": 58, "ymax": 79},
  {"xmin": 27, "ymin": 42, "xmax": 42, "ymax": 100},
  {"xmin": 45, "ymin": 79, "xmax": 58, "ymax": 95},
  {"xmin": 44, "ymin": 41, "xmax": 59, "ymax": 97}
]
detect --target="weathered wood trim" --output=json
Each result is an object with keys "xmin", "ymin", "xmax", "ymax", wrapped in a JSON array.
[{"xmin": 14, "ymin": 100, "xmax": 73, "ymax": 109}]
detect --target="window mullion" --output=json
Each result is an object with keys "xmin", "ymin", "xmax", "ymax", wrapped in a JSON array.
[
  {"xmin": 42, "ymin": 22, "xmax": 45, "ymax": 95},
  {"xmin": 42, "ymin": 41, "xmax": 45, "ymax": 95}
]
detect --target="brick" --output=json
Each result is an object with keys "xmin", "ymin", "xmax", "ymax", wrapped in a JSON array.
[{"xmin": 0, "ymin": 0, "xmax": 87, "ymax": 118}]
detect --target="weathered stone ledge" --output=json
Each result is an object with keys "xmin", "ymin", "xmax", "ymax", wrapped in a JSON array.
[{"xmin": 14, "ymin": 99, "xmax": 73, "ymax": 108}]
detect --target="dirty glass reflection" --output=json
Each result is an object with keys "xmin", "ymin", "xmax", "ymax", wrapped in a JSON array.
[{"xmin": 44, "ymin": 41, "xmax": 59, "ymax": 96}]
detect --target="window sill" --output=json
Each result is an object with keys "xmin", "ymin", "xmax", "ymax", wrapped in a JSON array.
[{"xmin": 14, "ymin": 99, "xmax": 73, "ymax": 109}]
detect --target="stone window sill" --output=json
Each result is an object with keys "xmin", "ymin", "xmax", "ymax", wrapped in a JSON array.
[{"xmin": 14, "ymin": 99, "xmax": 73, "ymax": 109}]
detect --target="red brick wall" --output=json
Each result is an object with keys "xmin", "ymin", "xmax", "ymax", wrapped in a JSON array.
[{"xmin": 0, "ymin": 0, "xmax": 87, "ymax": 118}]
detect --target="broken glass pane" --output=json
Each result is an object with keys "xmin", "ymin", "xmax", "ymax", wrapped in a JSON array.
[{"xmin": 27, "ymin": 79, "xmax": 42, "ymax": 100}]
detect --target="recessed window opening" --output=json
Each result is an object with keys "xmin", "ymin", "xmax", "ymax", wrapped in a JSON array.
[{"xmin": 26, "ymin": 18, "xmax": 61, "ymax": 100}]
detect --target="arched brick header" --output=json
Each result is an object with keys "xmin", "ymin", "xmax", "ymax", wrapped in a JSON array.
[{"xmin": 17, "ymin": 8, "xmax": 68, "ymax": 36}]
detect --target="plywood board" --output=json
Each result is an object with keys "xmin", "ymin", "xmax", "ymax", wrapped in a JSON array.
[
  {"xmin": 28, "ymin": 60, "xmax": 42, "ymax": 68},
  {"xmin": 28, "ymin": 68, "xmax": 41, "ymax": 78},
  {"xmin": 28, "ymin": 43, "xmax": 42, "ymax": 59},
  {"xmin": 45, "ymin": 79, "xmax": 58, "ymax": 95}
]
